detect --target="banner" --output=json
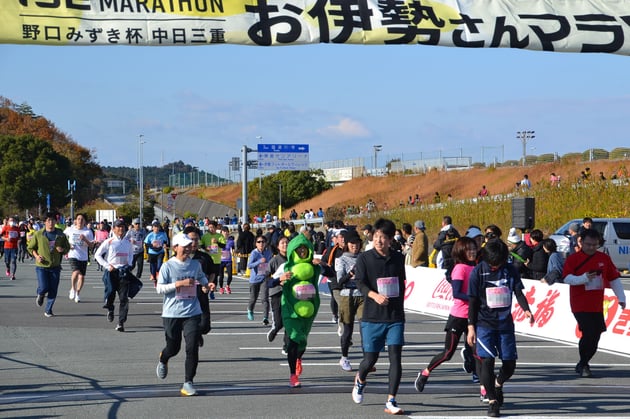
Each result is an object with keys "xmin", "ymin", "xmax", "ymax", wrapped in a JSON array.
[
  {"xmin": 3, "ymin": 1, "xmax": 630, "ymax": 55},
  {"xmin": 405, "ymin": 266, "xmax": 630, "ymax": 357}
]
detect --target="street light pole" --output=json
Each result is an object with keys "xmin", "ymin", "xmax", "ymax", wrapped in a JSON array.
[
  {"xmin": 277, "ymin": 182, "xmax": 282, "ymax": 220},
  {"xmin": 241, "ymin": 145, "xmax": 253, "ymax": 224},
  {"xmin": 67, "ymin": 179, "xmax": 76, "ymax": 220},
  {"xmin": 138, "ymin": 135, "xmax": 146, "ymax": 228},
  {"xmin": 516, "ymin": 130, "xmax": 535, "ymax": 166},
  {"xmin": 373, "ymin": 144, "xmax": 383, "ymax": 171}
]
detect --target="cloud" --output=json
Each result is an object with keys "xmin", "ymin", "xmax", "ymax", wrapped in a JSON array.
[{"xmin": 317, "ymin": 117, "xmax": 370, "ymax": 138}]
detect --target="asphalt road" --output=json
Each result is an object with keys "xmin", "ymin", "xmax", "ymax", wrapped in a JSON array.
[{"xmin": 1, "ymin": 258, "xmax": 629, "ymax": 419}]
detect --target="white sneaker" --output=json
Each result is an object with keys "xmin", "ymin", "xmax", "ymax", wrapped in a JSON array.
[
  {"xmin": 74, "ymin": 294, "xmax": 80, "ymax": 303},
  {"xmin": 352, "ymin": 374, "xmax": 365, "ymax": 404},
  {"xmin": 180, "ymin": 381, "xmax": 197, "ymax": 396},
  {"xmin": 339, "ymin": 357, "xmax": 352, "ymax": 372},
  {"xmin": 385, "ymin": 398, "xmax": 403, "ymax": 415},
  {"xmin": 69, "ymin": 289, "xmax": 75, "ymax": 300}
]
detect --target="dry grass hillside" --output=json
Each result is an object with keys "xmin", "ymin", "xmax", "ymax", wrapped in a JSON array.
[{"xmin": 197, "ymin": 158, "xmax": 627, "ymax": 221}]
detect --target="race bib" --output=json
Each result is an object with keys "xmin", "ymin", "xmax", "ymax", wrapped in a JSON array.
[
  {"xmin": 377, "ymin": 276, "xmax": 399, "ymax": 298},
  {"xmin": 209, "ymin": 244, "xmax": 219, "ymax": 254},
  {"xmin": 221, "ymin": 250, "xmax": 231, "ymax": 260},
  {"xmin": 176, "ymin": 281, "xmax": 199, "ymax": 300},
  {"xmin": 8, "ymin": 231, "xmax": 18, "ymax": 239},
  {"xmin": 585, "ymin": 274, "xmax": 604, "ymax": 291},
  {"xmin": 151, "ymin": 239, "xmax": 163, "ymax": 248},
  {"xmin": 294, "ymin": 283, "xmax": 316, "ymax": 300},
  {"xmin": 486, "ymin": 286, "xmax": 511, "ymax": 308},
  {"xmin": 258, "ymin": 262, "xmax": 269, "ymax": 274}
]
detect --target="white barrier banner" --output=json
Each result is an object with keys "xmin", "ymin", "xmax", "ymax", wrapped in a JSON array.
[
  {"xmin": 405, "ymin": 266, "xmax": 630, "ymax": 356},
  {"xmin": 4, "ymin": 1, "xmax": 630, "ymax": 55}
]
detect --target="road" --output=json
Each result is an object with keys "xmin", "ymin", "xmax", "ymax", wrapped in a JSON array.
[{"xmin": 1, "ymin": 258, "xmax": 629, "ymax": 418}]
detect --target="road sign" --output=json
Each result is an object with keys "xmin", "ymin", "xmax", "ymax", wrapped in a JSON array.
[{"xmin": 257, "ymin": 144, "xmax": 309, "ymax": 171}]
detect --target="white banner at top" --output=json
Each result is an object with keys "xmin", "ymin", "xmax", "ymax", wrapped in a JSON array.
[{"xmin": 3, "ymin": 0, "xmax": 630, "ymax": 55}]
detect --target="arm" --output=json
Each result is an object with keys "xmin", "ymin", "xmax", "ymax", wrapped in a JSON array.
[
  {"xmin": 451, "ymin": 279, "xmax": 469, "ymax": 301},
  {"xmin": 514, "ymin": 287, "xmax": 535, "ymax": 324},
  {"xmin": 610, "ymin": 278, "xmax": 627, "ymax": 309}
]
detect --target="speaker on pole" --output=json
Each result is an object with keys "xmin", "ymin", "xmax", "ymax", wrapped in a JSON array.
[{"xmin": 512, "ymin": 197, "xmax": 535, "ymax": 230}]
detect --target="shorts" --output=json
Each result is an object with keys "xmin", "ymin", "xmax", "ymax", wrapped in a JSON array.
[
  {"xmin": 361, "ymin": 321, "xmax": 404, "ymax": 353},
  {"xmin": 475, "ymin": 326, "xmax": 518, "ymax": 360},
  {"xmin": 338, "ymin": 294, "xmax": 364, "ymax": 324},
  {"xmin": 68, "ymin": 258, "xmax": 88, "ymax": 276}
]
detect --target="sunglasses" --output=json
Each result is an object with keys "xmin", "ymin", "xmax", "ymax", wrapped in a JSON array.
[
  {"xmin": 485, "ymin": 232, "xmax": 496, "ymax": 239},
  {"xmin": 256, "ymin": 240, "xmax": 266, "ymax": 243}
]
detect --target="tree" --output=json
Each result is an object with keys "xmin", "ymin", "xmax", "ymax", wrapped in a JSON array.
[
  {"xmin": 0, "ymin": 135, "xmax": 71, "ymax": 211},
  {"xmin": 248, "ymin": 170, "xmax": 332, "ymax": 215}
]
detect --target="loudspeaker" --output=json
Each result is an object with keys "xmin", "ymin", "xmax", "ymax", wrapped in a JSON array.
[{"xmin": 512, "ymin": 197, "xmax": 535, "ymax": 230}]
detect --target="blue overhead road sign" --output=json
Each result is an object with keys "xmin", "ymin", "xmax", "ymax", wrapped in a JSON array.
[{"xmin": 257, "ymin": 144, "xmax": 309, "ymax": 171}]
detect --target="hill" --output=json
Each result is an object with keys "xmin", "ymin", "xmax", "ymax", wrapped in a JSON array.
[{"xmin": 194, "ymin": 158, "xmax": 628, "ymax": 235}]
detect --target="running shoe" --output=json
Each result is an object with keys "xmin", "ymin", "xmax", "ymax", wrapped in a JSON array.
[
  {"xmin": 74, "ymin": 294, "xmax": 80, "ymax": 303},
  {"xmin": 219, "ymin": 287, "xmax": 224, "ymax": 294},
  {"xmin": 107, "ymin": 310, "xmax": 114, "ymax": 323},
  {"xmin": 247, "ymin": 310, "xmax": 254, "ymax": 321},
  {"xmin": 472, "ymin": 372, "xmax": 479, "ymax": 383},
  {"xmin": 352, "ymin": 373, "xmax": 365, "ymax": 404},
  {"xmin": 339, "ymin": 357, "xmax": 352, "ymax": 372},
  {"xmin": 5, "ymin": 270, "xmax": 10, "ymax": 277},
  {"xmin": 10, "ymin": 276, "xmax": 15, "ymax": 281},
  {"xmin": 180, "ymin": 381, "xmax": 197, "ymax": 396},
  {"xmin": 115, "ymin": 324, "xmax": 125, "ymax": 332},
  {"xmin": 296, "ymin": 358, "xmax": 302, "ymax": 376},
  {"xmin": 44, "ymin": 311, "xmax": 54, "ymax": 318},
  {"xmin": 487, "ymin": 401, "xmax": 500, "ymax": 418},
  {"xmin": 225, "ymin": 285, "xmax": 232, "ymax": 294},
  {"xmin": 209, "ymin": 291, "xmax": 215, "ymax": 300},
  {"xmin": 480, "ymin": 387, "xmax": 489, "ymax": 403},
  {"xmin": 156, "ymin": 360, "xmax": 168, "ymax": 379},
  {"xmin": 36, "ymin": 294, "xmax": 44, "ymax": 307},
  {"xmin": 414, "ymin": 372, "xmax": 428, "ymax": 392},
  {"xmin": 289, "ymin": 374, "xmax": 301, "ymax": 388},
  {"xmin": 267, "ymin": 328, "xmax": 277, "ymax": 343},
  {"xmin": 384, "ymin": 398, "xmax": 403, "ymax": 415},
  {"xmin": 262, "ymin": 317, "xmax": 269, "ymax": 326},
  {"xmin": 69, "ymin": 289, "xmax": 75, "ymax": 300},
  {"xmin": 495, "ymin": 385, "xmax": 504, "ymax": 407},
  {"xmin": 581, "ymin": 364, "xmax": 593, "ymax": 378}
]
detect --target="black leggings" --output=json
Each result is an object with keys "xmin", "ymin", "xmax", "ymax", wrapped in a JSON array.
[
  {"xmin": 359, "ymin": 345, "xmax": 402, "ymax": 396},
  {"xmin": 287, "ymin": 339, "xmax": 306, "ymax": 375},
  {"xmin": 480, "ymin": 357, "xmax": 516, "ymax": 402}
]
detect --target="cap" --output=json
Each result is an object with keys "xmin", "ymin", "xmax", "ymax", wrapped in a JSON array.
[
  {"xmin": 362, "ymin": 224, "xmax": 373, "ymax": 232},
  {"xmin": 184, "ymin": 218, "xmax": 194, "ymax": 226},
  {"xmin": 342, "ymin": 229, "xmax": 362, "ymax": 244},
  {"xmin": 113, "ymin": 219, "xmax": 125, "ymax": 228},
  {"xmin": 132, "ymin": 218, "xmax": 140, "ymax": 224},
  {"xmin": 466, "ymin": 227, "xmax": 483, "ymax": 239},
  {"xmin": 507, "ymin": 227, "xmax": 521, "ymax": 244},
  {"xmin": 172, "ymin": 234, "xmax": 193, "ymax": 248},
  {"xmin": 414, "ymin": 220, "xmax": 426, "ymax": 230},
  {"xmin": 151, "ymin": 220, "xmax": 160, "ymax": 226},
  {"xmin": 334, "ymin": 228, "xmax": 347, "ymax": 237},
  {"xmin": 569, "ymin": 222, "xmax": 580, "ymax": 233}
]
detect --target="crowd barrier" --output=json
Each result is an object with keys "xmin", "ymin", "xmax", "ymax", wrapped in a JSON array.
[{"xmin": 405, "ymin": 266, "xmax": 630, "ymax": 357}]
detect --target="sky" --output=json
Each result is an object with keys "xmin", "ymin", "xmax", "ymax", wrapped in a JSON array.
[{"xmin": 1, "ymin": 42, "xmax": 630, "ymax": 180}]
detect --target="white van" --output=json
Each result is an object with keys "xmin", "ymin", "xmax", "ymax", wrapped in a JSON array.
[{"xmin": 550, "ymin": 218, "xmax": 630, "ymax": 271}]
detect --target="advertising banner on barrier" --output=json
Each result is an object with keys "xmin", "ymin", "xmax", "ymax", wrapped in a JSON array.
[
  {"xmin": 4, "ymin": 1, "xmax": 630, "ymax": 55},
  {"xmin": 405, "ymin": 266, "xmax": 630, "ymax": 357}
]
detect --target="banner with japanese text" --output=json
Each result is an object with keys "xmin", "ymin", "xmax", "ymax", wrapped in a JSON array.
[
  {"xmin": 3, "ymin": 0, "xmax": 630, "ymax": 55},
  {"xmin": 405, "ymin": 266, "xmax": 630, "ymax": 357}
]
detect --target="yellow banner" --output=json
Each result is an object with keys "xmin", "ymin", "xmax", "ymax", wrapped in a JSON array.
[{"xmin": 3, "ymin": 0, "xmax": 630, "ymax": 55}]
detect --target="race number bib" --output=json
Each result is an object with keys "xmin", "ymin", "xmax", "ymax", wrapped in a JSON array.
[
  {"xmin": 176, "ymin": 280, "xmax": 199, "ymax": 300},
  {"xmin": 585, "ymin": 274, "xmax": 604, "ymax": 290},
  {"xmin": 258, "ymin": 262, "xmax": 269, "ymax": 274},
  {"xmin": 377, "ymin": 277, "xmax": 399, "ymax": 298},
  {"xmin": 486, "ymin": 286, "xmax": 511, "ymax": 308},
  {"xmin": 294, "ymin": 283, "xmax": 316, "ymax": 300}
]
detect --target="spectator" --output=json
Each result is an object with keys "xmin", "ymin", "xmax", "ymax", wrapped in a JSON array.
[{"xmin": 506, "ymin": 228, "xmax": 532, "ymax": 278}]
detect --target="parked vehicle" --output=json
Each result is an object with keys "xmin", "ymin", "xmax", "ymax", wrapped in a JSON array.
[{"xmin": 551, "ymin": 218, "xmax": 630, "ymax": 271}]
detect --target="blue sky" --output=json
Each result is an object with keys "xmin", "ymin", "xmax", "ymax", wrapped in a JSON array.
[{"xmin": 1, "ymin": 43, "xmax": 630, "ymax": 178}]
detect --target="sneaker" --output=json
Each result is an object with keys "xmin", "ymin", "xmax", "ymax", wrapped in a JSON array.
[
  {"xmin": 115, "ymin": 324, "xmax": 125, "ymax": 332},
  {"xmin": 339, "ymin": 357, "xmax": 352, "ymax": 372},
  {"xmin": 69, "ymin": 289, "xmax": 76, "ymax": 300},
  {"xmin": 472, "ymin": 372, "xmax": 480, "ymax": 383},
  {"xmin": 36, "ymin": 294, "xmax": 44, "ymax": 307},
  {"xmin": 480, "ymin": 387, "xmax": 489, "ymax": 403},
  {"xmin": 289, "ymin": 374, "xmax": 301, "ymax": 388},
  {"xmin": 225, "ymin": 285, "xmax": 231, "ymax": 294},
  {"xmin": 282, "ymin": 348, "xmax": 288, "ymax": 356},
  {"xmin": 495, "ymin": 385, "xmax": 504, "ymax": 407},
  {"xmin": 352, "ymin": 374, "xmax": 365, "ymax": 404},
  {"xmin": 296, "ymin": 358, "xmax": 303, "ymax": 376},
  {"xmin": 461, "ymin": 347, "xmax": 473, "ymax": 373},
  {"xmin": 5, "ymin": 270, "xmax": 10, "ymax": 277},
  {"xmin": 262, "ymin": 317, "xmax": 269, "ymax": 326},
  {"xmin": 332, "ymin": 315, "xmax": 338, "ymax": 324},
  {"xmin": 44, "ymin": 311, "xmax": 54, "ymax": 318},
  {"xmin": 156, "ymin": 360, "xmax": 168, "ymax": 379},
  {"xmin": 10, "ymin": 276, "xmax": 15, "ymax": 281},
  {"xmin": 219, "ymin": 287, "xmax": 224, "ymax": 294},
  {"xmin": 180, "ymin": 381, "xmax": 197, "ymax": 396},
  {"xmin": 267, "ymin": 328, "xmax": 277, "ymax": 343},
  {"xmin": 107, "ymin": 310, "xmax": 114, "ymax": 322},
  {"xmin": 384, "ymin": 398, "xmax": 403, "ymax": 415},
  {"xmin": 414, "ymin": 372, "xmax": 428, "ymax": 392},
  {"xmin": 487, "ymin": 401, "xmax": 500, "ymax": 418},
  {"xmin": 247, "ymin": 310, "xmax": 254, "ymax": 321},
  {"xmin": 581, "ymin": 364, "xmax": 593, "ymax": 378},
  {"xmin": 209, "ymin": 291, "xmax": 215, "ymax": 300},
  {"xmin": 74, "ymin": 294, "xmax": 80, "ymax": 303}
]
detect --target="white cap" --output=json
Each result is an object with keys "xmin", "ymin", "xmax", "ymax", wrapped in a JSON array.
[
  {"xmin": 172, "ymin": 234, "xmax": 193, "ymax": 248},
  {"xmin": 507, "ymin": 227, "xmax": 521, "ymax": 244}
]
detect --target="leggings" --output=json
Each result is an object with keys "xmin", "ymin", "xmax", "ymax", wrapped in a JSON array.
[
  {"xmin": 287, "ymin": 339, "xmax": 306, "ymax": 375},
  {"xmin": 480, "ymin": 357, "xmax": 516, "ymax": 402},
  {"xmin": 359, "ymin": 345, "xmax": 403, "ymax": 396}
]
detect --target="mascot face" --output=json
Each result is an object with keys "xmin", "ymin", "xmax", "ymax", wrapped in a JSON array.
[
  {"xmin": 291, "ymin": 245, "xmax": 311, "ymax": 264},
  {"xmin": 288, "ymin": 244, "xmax": 316, "ymax": 318}
]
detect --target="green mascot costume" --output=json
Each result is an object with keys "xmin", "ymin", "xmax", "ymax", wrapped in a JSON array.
[{"xmin": 282, "ymin": 234, "xmax": 320, "ymax": 386}]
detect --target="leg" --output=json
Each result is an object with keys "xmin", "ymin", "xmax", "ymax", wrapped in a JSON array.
[
  {"xmin": 117, "ymin": 276, "xmax": 130, "ymax": 325},
  {"xmin": 248, "ymin": 282, "xmax": 261, "ymax": 312},
  {"xmin": 261, "ymin": 280, "xmax": 270, "ymax": 320},
  {"xmin": 160, "ymin": 317, "xmax": 183, "ymax": 363},
  {"xmin": 183, "ymin": 315, "xmax": 201, "ymax": 382},
  {"xmin": 45, "ymin": 267, "xmax": 61, "ymax": 314}
]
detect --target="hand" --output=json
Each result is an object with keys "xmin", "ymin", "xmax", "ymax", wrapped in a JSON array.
[
  {"xmin": 208, "ymin": 283, "xmax": 216, "ymax": 292},
  {"xmin": 526, "ymin": 310, "xmax": 535, "ymax": 325},
  {"xmin": 370, "ymin": 291, "xmax": 388, "ymax": 306},
  {"xmin": 466, "ymin": 326, "xmax": 476, "ymax": 347},
  {"xmin": 620, "ymin": 301, "xmax": 627, "ymax": 310},
  {"xmin": 55, "ymin": 246, "xmax": 65, "ymax": 253}
]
